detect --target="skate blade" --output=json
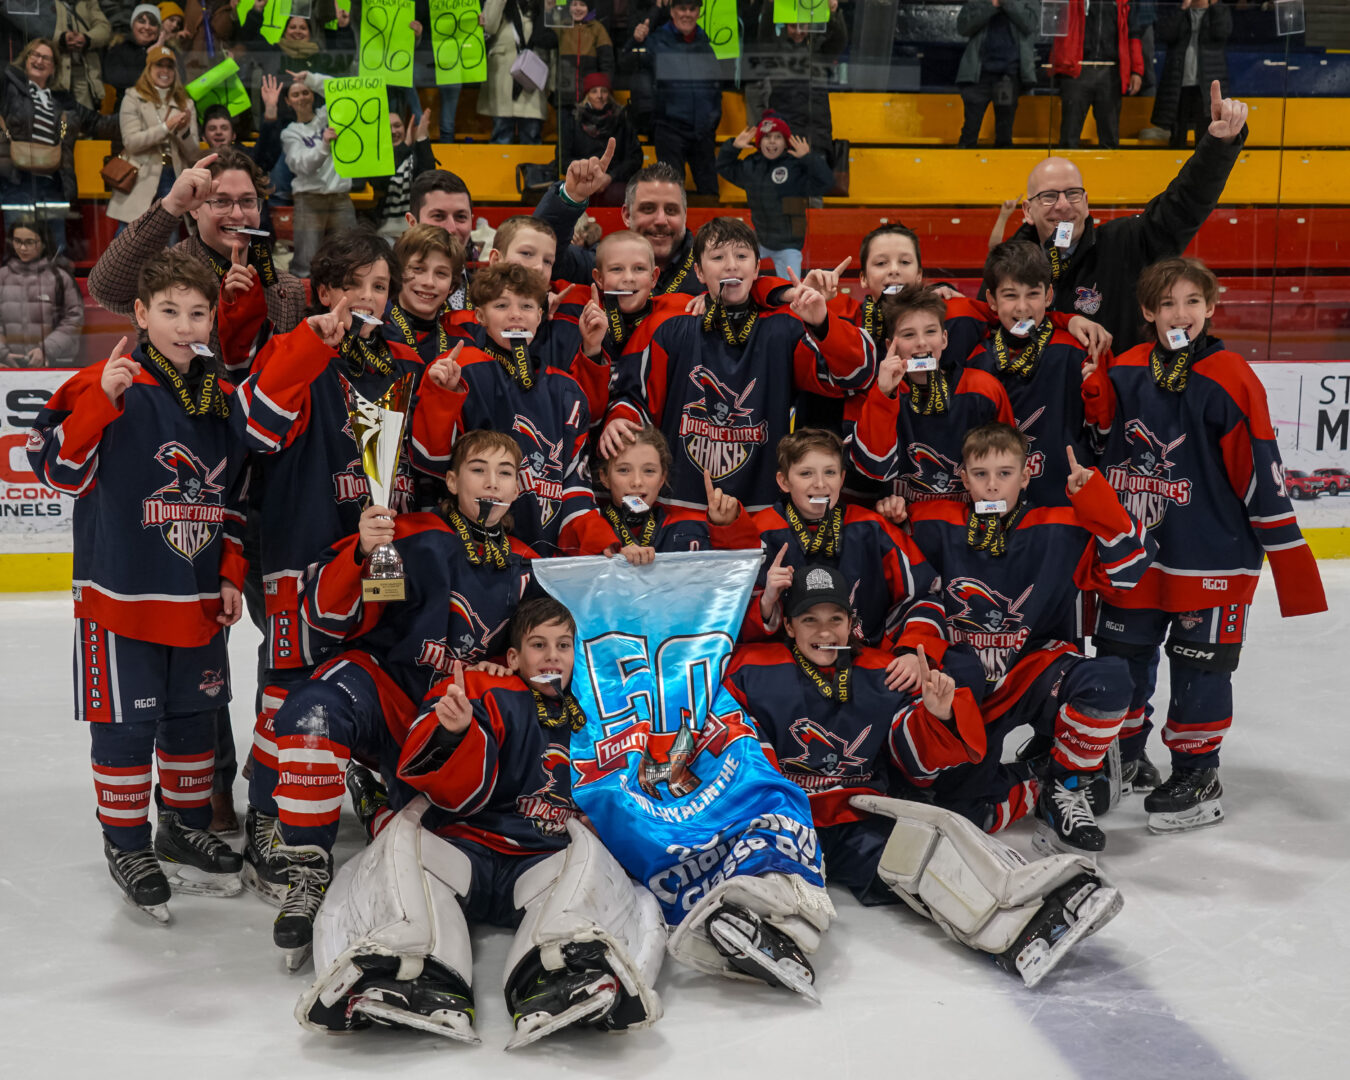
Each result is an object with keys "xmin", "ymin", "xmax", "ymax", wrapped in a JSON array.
[
  {"xmin": 241, "ymin": 863, "xmax": 287, "ymax": 907},
  {"xmin": 1016, "ymin": 887, "xmax": 1123, "ymax": 989},
  {"xmin": 121, "ymin": 892, "xmax": 172, "ymax": 925},
  {"xmin": 1146, "ymin": 800, "xmax": 1224, "ymax": 835},
  {"xmin": 161, "ymin": 862, "xmax": 243, "ymax": 897},
  {"xmin": 708, "ymin": 921, "xmax": 821, "ymax": 1005},
  {"xmin": 1031, "ymin": 825, "xmax": 1102, "ymax": 863},
  {"xmin": 350, "ymin": 999, "xmax": 481, "ymax": 1044},
  {"xmin": 282, "ymin": 944, "xmax": 313, "ymax": 974},
  {"xmin": 506, "ymin": 986, "xmax": 618, "ymax": 1051}
]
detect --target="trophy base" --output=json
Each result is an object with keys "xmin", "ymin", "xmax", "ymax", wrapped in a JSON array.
[{"xmin": 362, "ymin": 578, "xmax": 406, "ymax": 602}]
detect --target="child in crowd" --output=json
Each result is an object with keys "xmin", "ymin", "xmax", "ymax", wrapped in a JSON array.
[
  {"xmin": 1086, "ymin": 257, "xmax": 1326, "ymax": 831},
  {"xmin": 28, "ymin": 251, "xmax": 248, "ymax": 921}
]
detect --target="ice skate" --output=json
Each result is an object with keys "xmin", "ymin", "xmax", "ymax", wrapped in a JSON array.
[
  {"xmin": 154, "ymin": 811, "xmax": 243, "ymax": 896},
  {"xmin": 506, "ymin": 943, "xmax": 623, "ymax": 1050},
  {"xmin": 273, "ymin": 844, "xmax": 332, "ymax": 973},
  {"xmin": 345, "ymin": 763, "xmax": 390, "ymax": 843},
  {"xmin": 1145, "ymin": 767, "xmax": 1224, "ymax": 834},
  {"xmin": 241, "ymin": 806, "xmax": 288, "ymax": 906},
  {"xmin": 1033, "ymin": 774, "xmax": 1105, "ymax": 856},
  {"xmin": 707, "ymin": 902, "xmax": 820, "ymax": 1004},
  {"xmin": 1122, "ymin": 751, "xmax": 1162, "ymax": 794},
  {"xmin": 347, "ymin": 957, "xmax": 480, "ymax": 1044},
  {"xmin": 104, "ymin": 836, "xmax": 171, "ymax": 925},
  {"xmin": 995, "ymin": 873, "xmax": 1123, "ymax": 988}
]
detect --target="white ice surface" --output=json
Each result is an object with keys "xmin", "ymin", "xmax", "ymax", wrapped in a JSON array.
[{"xmin": 2, "ymin": 568, "xmax": 1348, "ymax": 1078}]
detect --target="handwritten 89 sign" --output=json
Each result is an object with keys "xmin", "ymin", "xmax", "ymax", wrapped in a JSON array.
[{"xmin": 325, "ymin": 77, "xmax": 396, "ymax": 178}]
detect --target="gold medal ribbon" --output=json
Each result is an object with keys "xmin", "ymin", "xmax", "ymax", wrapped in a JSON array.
[
  {"xmin": 602, "ymin": 503, "xmax": 657, "ymax": 548},
  {"xmin": 533, "ymin": 688, "xmax": 588, "ymax": 732},
  {"xmin": 491, "ymin": 340, "xmax": 534, "ymax": 391},
  {"xmin": 338, "ymin": 329, "xmax": 395, "ymax": 378},
  {"xmin": 790, "ymin": 644, "xmax": 851, "ymax": 703},
  {"xmin": 992, "ymin": 319, "xmax": 1055, "ymax": 380},
  {"xmin": 906, "ymin": 368, "xmax": 950, "ymax": 415},
  {"xmin": 1150, "ymin": 342, "xmax": 1194, "ymax": 394},
  {"xmin": 143, "ymin": 344, "xmax": 230, "ymax": 418},
  {"xmin": 446, "ymin": 507, "xmax": 510, "ymax": 570},
  {"xmin": 785, "ymin": 502, "xmax": 842, "ymax": 559},
  {"xmin": 1047, "ymin": 244, "xmax": 1068, "ymax": 283},
  {"xmin": 966, "ymin": 503, "xmax": 1024, "ymax": 557},
  {"xmin": 702, "ymin": 301, "xmax": 758, "ymax": 347},
  {"xmin": 660, "ymin": 247, "xmax": 695, "ymax": 295},
  {"xmin": 388, "ymin": 303, "xmax": 449, "ymax": 359},
  {"xmin": 861, "ymin": 295, "xmax": 882, "ymax": 342},
  {"xmin": 204, "ymin": 237, "xmax": 278, "ymax": 289}
]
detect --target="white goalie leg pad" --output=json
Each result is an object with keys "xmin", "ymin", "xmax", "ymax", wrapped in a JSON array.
[
  {"xmin": 667, "ymin": 871, "xmax": 836, "ymax": 979},
  {"xmin": 850, "ymin": 794, "xmax": 1107, "ymax": 955},
  {"xmin": 295, "ymin": 797, "xmax": 475, "ymax": 1033},
  {"xmin": 504, "ymin": 818, "xmax": 666, "ymax": 1030}
]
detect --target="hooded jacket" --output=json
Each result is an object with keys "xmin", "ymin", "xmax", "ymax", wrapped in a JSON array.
[{"xmin": 0, "ymin": 252, "xmax": 83, "ymax": 367}]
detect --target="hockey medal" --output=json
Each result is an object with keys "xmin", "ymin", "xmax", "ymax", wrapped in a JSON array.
[
  {"xmin": 1011, "ymin": 318, "xmax": 1037, "ymax": 337},
  {"xmin": 1054, "ymin": 221, "xmax": 1074, "ymax": 248},
  {"xmin": 975, "ymin": 500, "xmax": 1008, "ymax": 514},
  {"xmin": 907, "ymin": 355, "xmax": 937, "ymax": 372},
  {"xmin": 1165, "ymin": 327, "xmax": 1189, "ymax": 350}
]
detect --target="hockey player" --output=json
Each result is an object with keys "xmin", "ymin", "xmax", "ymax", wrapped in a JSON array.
[
  {"xmin": 852, "ymin": 287, "xmax": 1014, "ymax": 507},
  {"xmin": 725, "ymin": 564, "xmax": 1123, "ymax": 987},
  {"xmin": 595, "ymin": 425, "xmax": 760, "ymax": 559},
  {"xmin": 28, "ymin": 252, "xmax": 248, "ymax": 921},
  {"xmin": 244, "ymin": 431, "xmax": 538, "ymax": 967},
  {"xmin": 384, "ymin": 224, "xmax": 466, "ymax": 364},
  {"xmin": 601, "ymin": 217, "xmax": 875, "ymax": 512},
  {"xmin": 966, "ymin": 242, "xmax": 1102, "ymax": 508},
  {"xmin": 906, "ymin": 423, "xmax": 1156, "ymax": 853},
  {"xmin": 292, "ymin": 598, "xmax": 665, "ymax": 1046},
  {"xmin": 1086, "ymin": 257, "xmax": 1326, "ymax": 831}
]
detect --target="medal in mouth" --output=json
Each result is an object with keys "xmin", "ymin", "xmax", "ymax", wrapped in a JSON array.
[
  {"xmin": 907, "ymin": 355, "xmax": 937, "ymax": 372},
  {"xmin": 975, "ymin": 500, "xmax": 1008, "ymax": 514}
]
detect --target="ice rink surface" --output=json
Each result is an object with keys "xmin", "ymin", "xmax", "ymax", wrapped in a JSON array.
[{"xmin": 3, "ymin": 567, "xmax": 1347, "ymax": 1080}]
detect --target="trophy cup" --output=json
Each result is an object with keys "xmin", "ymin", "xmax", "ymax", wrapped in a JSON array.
[{"xmin": 342, "ymin": 372, "xmax": 416, "ymax": 602}]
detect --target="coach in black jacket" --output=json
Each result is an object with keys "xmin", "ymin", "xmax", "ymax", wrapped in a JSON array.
[{"xmin": 1008, "ymin": 79, "xmax": 1248, "ymax": 351}]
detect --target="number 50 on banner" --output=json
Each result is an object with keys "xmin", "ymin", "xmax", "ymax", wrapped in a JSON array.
[{"xmin": 325, "ymin": 77, "xmax": 395, "ymax": 178}]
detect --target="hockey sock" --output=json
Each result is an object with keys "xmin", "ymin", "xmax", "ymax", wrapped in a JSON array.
[
  {"xmin": 155, "ymin": 711, "xmax": 216, "ymax": 832},
  {"xmin": 1161, "ymin": 663, "xmax": 1232, "ymax": 771},
  {"xmin": 247, "ymin": 685, "xmax": 287, "ymax": 815},
  {"xmin": 274, "ymin": 715, "xmax": 351, "ymax": 851},
  {"xmin": 91, "ymin": 720, "xmax": 157, "ymax": 851}
]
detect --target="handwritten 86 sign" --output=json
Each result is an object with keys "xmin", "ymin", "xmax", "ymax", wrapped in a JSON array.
[{"xmin": 359, "ymin": 0, "xmax": 415, "ymax": 86}]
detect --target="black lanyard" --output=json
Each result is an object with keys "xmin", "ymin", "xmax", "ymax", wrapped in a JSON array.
[
  {"xmin": 785, "ymin": 502, "xmax": 842, "ymax": 559},
  {"xmin": 702, "ymin": 301, "xmax": 758, "ymax": 347},
  {"xmin": 445, "ymin": 507, "xmax": 510, "ymax": 569},
  {"xmin": 388, "ymin": 302, "xmax": 449, "ymax": 359},
  {"xmin": 992, "ymin": 319, "xmax": 1055, "ymax": 380},
  {"xmin": 966, "ymin": 503, "xmax": 1024, "ymax": 557},
  {"xmin": 532, "ymin": 688, "xmax": 588, "ymax": 732},
  {"xmin": 791, "ymin": 645, "xmax": 851, "ymax": 703},
  {"xmin": 490, "ymin": 340, "xmax": 534, "ymax": 391},
  {"xmin": 602, "ymin": 503, "xmax": 657, "ymax": 548},
  {"xmin": 143, "ymin": 344, "xmax": 229, "ymax": 418}
]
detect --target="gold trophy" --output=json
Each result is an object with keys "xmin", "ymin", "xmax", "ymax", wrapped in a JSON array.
[{"xmin": 342, "ymin": 372, "xmax": 416, "ymax": 602}]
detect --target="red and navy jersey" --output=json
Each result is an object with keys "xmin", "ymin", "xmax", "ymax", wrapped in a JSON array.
[
  {"xmin": 399, "ymin": 672, "xmax": 581, "ymax": 855},
  {"xmin": 595, "ymin": 502, "xmax": 763, "ymax": 553},
  {"xmin": 27, "ymin": 348, "xmax": 248, "ymax": 647},
  {"xmin": 234, "ymin": 320, "xmax": 458, "ymax": 671},
  {"xmin": 907, "ymin": 471, "xmax": 1155, "ymax": 687},
  {"xmin": 966, "ymin": 322, "xmax": 1097, "ymax": 507},
  {"xmin": 723, "ymin": 643, "xmax": 984, "ymax": 826},
  {"xmin": 299, "ymin": 512, "xmax": 537, "ymax": 707},
  {"xmin": 444, "ymin": 343, "xmax": 613, "ymax": 556},
  {"xmin": 607, "ymin": 305, "xmax": 875, "ymax": 511},
  {"xmin": 748, "ymin": 501, "xmax": 941, "ymax": 652},
  {"xmin": 1091, "ymin": 338, "xmax": 1326, "ymax": 616},
  {"xmin": 851, "ymin": 365, "xmax": 1013, "ymax": 505},
  {"xmin": 570, "ymin": 293, "xmax": 693, "ymax": 423}
]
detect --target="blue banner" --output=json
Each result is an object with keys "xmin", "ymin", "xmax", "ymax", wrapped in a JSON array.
[{"xmin": 534, "ymin": 551, "xmax": 825, "ymax": 924}]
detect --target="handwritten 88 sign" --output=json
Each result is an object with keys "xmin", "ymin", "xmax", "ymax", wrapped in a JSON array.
[{"xmin": 432, "ymin": 0, "xmax": 486, "ymax": 74}]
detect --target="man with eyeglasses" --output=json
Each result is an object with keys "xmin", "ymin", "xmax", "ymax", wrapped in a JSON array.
[{"xmin": 1007, "ymin": 79, "xmax": 1248, "ymax": 351}]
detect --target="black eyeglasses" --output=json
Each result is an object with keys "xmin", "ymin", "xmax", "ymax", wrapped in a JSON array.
[{"xmin": 1029, "ymin": 188, "xmax": 1086, "ymax": 208}]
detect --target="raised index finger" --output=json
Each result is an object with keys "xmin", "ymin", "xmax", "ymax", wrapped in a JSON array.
[
  {"xmin": 916, "ymin": 644, "xmax": 930, "ymax": 678},
  {"xmin": 1066, "ymin": 445, "xmax": 1080, "ymax": 471},
  {"xmin": 599, "ymin": 137, "xmax": 615, "ymax": 172},
  {"xmin": 196, "ymin": 152, "xmax": 219, "ymax": 171},
  {"xmin": 703, "ymin": 468, "xmax": 716, "ymax": 501},
  {"xmin": 832, "ymin": 256, "xmax": 851, "ymax": 276},
  {"xmin": 772, "ymin": 542, "xmax": 789, "ymax": 569},
  {"xmin": 1210, "ymin": 79, "xmax": 1222, "ymax": 112},
  {"xmin": 452, "ymin": 658, "xmax": 464, "ymax": 689}
]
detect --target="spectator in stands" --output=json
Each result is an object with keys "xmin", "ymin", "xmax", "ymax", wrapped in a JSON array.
[
  {"xmin": 54, "ymin": 1, "xmax": 111, "ymax": 111},
  {"xmin": 0, "ymin": 38, "xmax": 118, "ymax": 255},
  {"xmin": 626, "ymin": 0, "xmax": 722, "ymax": 198},
  {"xmin": 314, "ymin": 0, "xmax": 358, "ymax": 78},
  {"xmin": 176, "ymin": 1, "xmax": 241, "ymax": 69},
  {"xmin": 615, "ymin": 2, "xmax": 659, "ymax": 138},
  {"xmin": 1008, "ymin": 79, "xmax": 1248, "ymax": 350},
  {"xmin": 0, "ymin": 218, "xmax": 83, "ymax": 369},
  {"xmin": 372, "ymin": 108, "xmax": 438, "ymax": 238},
  {"xmin": 560, "ymin": 73, "xmax": 642, "ymax": 206},
  {"xmin": 109, "ymin": 47, "xmax": 204, "ymax": 233},
  {"xmin": 1131, "ymin": 0, "xmax": 1169, "ymax": 140},
  {"xmin": 1051, "ymin": 0, "xmax": 1144, "ymax": 149},
  {"xmin": 281, "ymin": 73, "xmax": 356, "ymax": 277},
  {"xmin": 555, "ymin": 0, "xmax": 615, "ymax": 164},
  {"xmin": 404, "ymin": 170, "xmax": 478, "ymax": 307},
  {"xmin": 199, "ymin": 74, "xmax": 285, "ymax": 175},
  {"xmin": 103, "ymin": 1, "xmax": 139, "ymax": 38},
  {"xmin": 158, "ymin": 2, "xmax": 192, "ymax": 51},
  {"xmin": 480, "ymin": 0, "xmax": 557, "ymax": 144},
  {"xmin": 242, "ymin": 8, "xmax": 324, "ymax": 78},
  {"xmin": 716, "ymin": 113, "xmax": 832, "ymax": 278},
  {"xmin": 104, "ymin": 4, "xmax": 165, "ymax": 108},
  {"xmin": 955, "ymin": 0, "xmax": 1037, "ymax": 149},
  {"xmin": 1152, "ymin": 0, "xmax": 1232, "ymax": 148},
  {"xmin": 754, "ymin": 0, "xmax": 848, "ymax": 168}
]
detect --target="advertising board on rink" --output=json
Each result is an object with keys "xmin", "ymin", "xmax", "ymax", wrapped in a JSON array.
[
  {"xmin": 1, "ymin": 370, "xmax": 76, "ymax": 551},
  {"xmin": 1256, "ymin": 362, "xmax": 1350, "ymax": 534}
]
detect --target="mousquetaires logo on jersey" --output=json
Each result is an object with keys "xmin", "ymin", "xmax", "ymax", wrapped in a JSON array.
[
  {"xmin": 781, "ymin": 718, "xmax": 874, "ymax": 791},
  {"xmin": 947, "ymin": 577, "xmax": 1034, "ymax": 682},
  {"xmin": 333, "ymin": 417, "xmax": 414, "ymax": 510},
  {"xmin": 513, "ymin": 415, "xmax": 565, "ymax": 526},
  {"xmin": 677, "ymin": 366, "xmax": 769, "ymax": 481},
  {"xmin": 1105, "ymin": 419, "xmax": 1191, "ymax": 531},
  {"xmin": 516, "ymin": 744, "xmax": 580, "ymax": 837},
  {"xmin": 141, "ymin": 443, "xmax": 228, "ymax": 562},
  {"xmin": 416, "ymin": 590, "xmax": 513, "ymax": 674},
  {"xmin": 899, "ymin": 442, "xmax": 964, "ymax": 502}
]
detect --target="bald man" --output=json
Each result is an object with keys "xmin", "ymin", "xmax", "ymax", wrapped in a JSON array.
[{"xmin": 1006, "ymin": 80, "xmax": 1248, "ymax": 350}]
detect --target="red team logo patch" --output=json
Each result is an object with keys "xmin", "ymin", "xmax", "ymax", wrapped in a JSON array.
[
  {"xmin": 678, "ymin": 367, "xmax": 769, "ymax": 481},
  {"xmin": 141, "ymin": 443, "xmax": 227, "ymax": 562},
  {"xmin": 198, "ymin": 669, "xmax": 226, "ymax": 698}
]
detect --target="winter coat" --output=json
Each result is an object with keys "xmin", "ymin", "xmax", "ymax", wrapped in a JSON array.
[
  {"xmin": 565, "ymin": 101, "xmax": 643, "ymax": 185},
  {"xmin": 102, "ymin": 40, "xmax": 151, "ymax": 106},
  {"xmin": 53, "ymin": 0, "xmax": 111, "ymax": 109},
  {"xmin": 0, "ymin": 254, "xmax": 84, "ymax": 368},
  {"xmin": 642, "ymin": 20, "xmax": 722, "ymax": 134},
  {"xmin": 755, "ymin": 7, "xmax": 846, "ymax": 153},
  {"xmin": 956, "ymin": 0, "xmax": 1038, "ymax": 87},
  {"xmin": 478, "ymin": 0, "xmax": 558, "ymax": 122},
  {"xmin": 108, "ymin": 85, "xmax": 204, "ymax": 223},
  {"xmin": 1151, "ymin": 2, "xmax": 1231, "ymax": 130},
  {"xmin": 0, "ymin": 66, "xmax": 118, "ymax": 202},
  {"xmin": 1049, "ymin": 0, "xmax": 1144, "ymax": 94},
  {"xmin": 283, "ymin": 109, "xmax": 353, "ymax": 195},
  {"xmin": 555, "ymin": 17, "xmax": 614, "ymax": 108},
  {"xmin": 715, "ymin": 141, "xmax": 833, "ymax": 251}
]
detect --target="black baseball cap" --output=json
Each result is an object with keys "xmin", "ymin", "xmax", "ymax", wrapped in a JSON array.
[{"xmin": 784, "ymin": 563, "xmax": 852, "ymax": 620}]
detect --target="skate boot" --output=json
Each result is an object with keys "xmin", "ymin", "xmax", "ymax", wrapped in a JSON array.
[
  {"xmin": 154, "ymin": 810, "xmax": 243, "ymax": 896},
  {"xmin": 104, "ymin": 835, "xmax": 171, "ymax": 925},
  {"xmin": 506, "ymin": 942, "xmax": 622, "ymax": 1050},
  {"xmin": 1122, "ymin": 751, "xmax": 1162, "ymax": 794},
  {"xmin": 1144, "ymin": 766, "xmax": 1223, "ymax": 834},
  {"xmin": 210, "ymin": 791, "xmax": 240, "ymax": 836},
  {"xmin": 345, "ymin": 763, "xmax": 390, "ymax": 843},
  {"xmin": 707, "ymin": 902, "xmax": 819, "ymax": 1003},
  {"xmin": 1033, "ymin": 774, "xmax": 1106, "ymax": 856},
  {"xmin": 241, "ymin": 806, "xmax": 288, "ymax": 906},
  {"xmin": 273, "ymin": 844, "xmax": 333, "ymax": 972},
  {"xmin": 994, "ymin": 873, "xmax": 1124, "ymax": 988},
  {"xmin": 346, "ymin": 956, "xmax": 480, "ymax": 1044}
]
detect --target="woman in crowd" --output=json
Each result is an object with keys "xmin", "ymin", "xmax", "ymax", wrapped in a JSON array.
[
  {"xmin": 53, "ymin": 0, "xmax": 112, "ymax": 110},
  {"xmin": 103, "ymin": 4, "xmax": 165, "ymax": 107},
  {"xmin": 480, "ymin": 0, "xmax": 556, "ymax": 144},
  {"xmin": 0, "ymin": 218, "xmax": 83, "ymax": 368},
  {"xmin": 281, "ymin": 74, "xmax": 356, "ymax": 278}
]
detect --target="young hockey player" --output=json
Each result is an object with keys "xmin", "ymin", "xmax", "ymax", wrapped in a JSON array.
[
  {"xmin": 1086, "ymin": 257, "xmax": 1326, "ymax": 832},
  {"xmin": 293, "ymin": 598, "xmax": 665, "ymax": 1047},
  {"xmin": 725, "ymin": 564, "xmax": 1123, "ymax": 987},
  {"xmin": 384, "ymin": 224, "xmax": 466, "ymax": 364},
  {"xmin": 965, "ymin": 241, "xmax": 1101, "ymax": 507},
  {"xmin": 601, "ymin": 217, "xmax": 874, "ymax": 512},
  {"xmin": 852, "ymin": 287, "xmax": 1014, "ymax": 506},
  {"xmin": 906, "ymin": 423, "xmax": 1156, "ymax": 853},
  {"xmin": 595, "ymin": 425, "xmax": 761, "ymax": 558},
  {"xmin": 28, "ymin": 251, "xmax": 248, "ymax": 921}
]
